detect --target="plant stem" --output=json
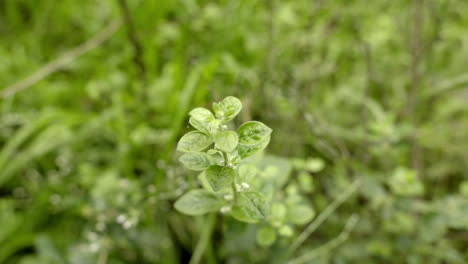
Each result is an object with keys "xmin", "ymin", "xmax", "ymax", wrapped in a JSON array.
[
  {"xmin": 221, "ymin": 151, "xmax": 229, "ymax": 166},
  {"xmin": 221, "ymin": 151, "xmax": 237, "ymax": 202},
  {"xmin": 116, "ymin": 0, "xmax": 146, "ymax": 81},
  {"xmin": 189, "ymin": 214, "xmax": 216, "ymax": 264},
  {"xmin": 97, "ymin": 248, "xmax": 109, "ymax": 264},
  {"xmin": 289, "ymin": 179, "xmax": 360, "ymax": 253},
  {"xmin": 231, "ymin": 182, "xmax": 238, "ymax": 203},
  {"xmin": 288, "ymin": 214, "xmax": 359, "ymax": 264}
]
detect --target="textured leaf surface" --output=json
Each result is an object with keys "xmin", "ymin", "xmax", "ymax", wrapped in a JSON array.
[
  {"xmin": 174, "ymin": 189, "xmax": 224, "ymax": 215},
  {"xmin": 238, "ymin": 121, "xmax": 272, "ymax": 145},
  {"xmin": 206, "ymin": 165, "xmax": 236, "ymax": 192},
  {"xmin": 231, "ymin": 191, "xmax": 267, "ymax": 223},
  {"xmin": 238, "ymin": 135, "xmax": 271, "ymax": 159},
  {"xmin": 213, "ymin": 96, "xmax": 242, "ymax": 122},
  {"xmin": 179, "ymin": 152, "xmax": 214, "ymax": 171},
  {"xmin": 189, "ymin": 107, "xmax": 214, "ymax": 121},
  {"xmin": 177, "ymin": 131, "xmax": 213, "ymax": 152},
  {"xmin": 189, "ymin": 107, "xmax": 216, "ymax": 135},
  {"xmin": 215, "ymin": 131, "xmax": 238, "ymax": 152}
]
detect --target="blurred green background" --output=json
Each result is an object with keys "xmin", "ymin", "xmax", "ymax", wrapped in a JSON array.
[{"xmin": 1, "ymin": 0, "xmax": 468, "ymax": 263}]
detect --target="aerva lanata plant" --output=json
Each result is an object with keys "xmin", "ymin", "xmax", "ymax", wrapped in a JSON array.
[{"xmin": 174, "ymin": 96, "xmax": 272, "ymax": 223}]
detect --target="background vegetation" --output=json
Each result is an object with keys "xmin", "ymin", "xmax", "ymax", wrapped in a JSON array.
[{"xmin": 1, "ymin": 0, "xmax": 467, "ymax": 263}]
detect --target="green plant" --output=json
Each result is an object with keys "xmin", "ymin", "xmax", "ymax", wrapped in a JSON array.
[
  {"xmin": 174, "ymin": 97, "xmax": 322, "ymax": 250},
  {"xmin": 175, "ymin": 96, "xmax": 272, "ymax": 223},
  {"xmin": 2, "ymin": 0, "xmax": 468, "ymax": 262}
]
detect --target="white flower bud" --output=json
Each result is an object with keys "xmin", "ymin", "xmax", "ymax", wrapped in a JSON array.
[
  {"xmin": 89, "ymin": 242, "xmax": 100, "ymax": 252},
  {"xmin": 224, "ymin": 194, "xmax": 234, "ymax": 201},
  {"xmin": 123, "ymin": 221, "xmax": 132, "ymax": 229},
  {"xmin": 220, "ymin": 206, "xmax": 231, "ymax": 213},
  {"xmin": 116, "ymin": 214, "xmax": 126, "ymax": 224}
]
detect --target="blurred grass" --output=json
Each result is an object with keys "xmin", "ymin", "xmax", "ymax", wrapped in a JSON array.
[{"xmin": 1, "ymin": 0, "xmax": 468, "ymax": 263}]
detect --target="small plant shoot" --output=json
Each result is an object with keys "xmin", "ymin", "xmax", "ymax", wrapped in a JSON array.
[
  {"xmin": 175, "ymin": 96, "xmax": 272, "ymax": 223},
  {"xmin": 175, "ymin": 96, "xmax": 318, "ymax": 247}
]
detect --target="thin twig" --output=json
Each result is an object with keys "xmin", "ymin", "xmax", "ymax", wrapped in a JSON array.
[
  {"xmin": 116, "ymin": 0, "xmax": 146, "ymax": 81},
  {"xmin": 288, "ymin": 214, "xmax": 359, "ymax": 264},
  {"xmin": 289, "ymin": 179, "xmax": 360, "ymax": 253},
  {"xmin": 1, "ymin": 20, "xmax": 122, "ymax": 99}
]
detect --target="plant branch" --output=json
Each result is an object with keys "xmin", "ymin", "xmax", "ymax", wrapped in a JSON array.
[
  {"xmin": 1, "ymin": 20, "xmax": 122, "ymax": 99},
  {"xmin": 116, "ymin": 0, "xmax": 146, "ymax": 81},
  {"xmin": 288, "ymin": 214, "xmax": 359, "ymax": 264},
  {"xmin": 288, "ymin": 179, "xmax": 360, "ymax": 253},
  {"xmin": 189, "ymin": 214, "xmax": 216, "ymax": 264}
]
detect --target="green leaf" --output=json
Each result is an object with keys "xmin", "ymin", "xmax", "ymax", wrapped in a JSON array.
[
  {"xmin": 206, "ymin": 149, "xmax": 219, "ymax": 155},
  {"xmin": 305, "ymin": 158, "xmax": 325, "ymax": 172},
  {"xmin": 174, "ymin": 189, "xmax": 224, "ymax": 215},
  {"xmin": 237, "ymin": 121, "xmax": 272, "ymax": 145},
  {"xmin": 286, "ymin": 204, "xmax": 315, "ymax": 225},
  {"xmin": 198, "ymin": 171, "xmax": 214, "ymax": 192},
  {"xmin": 215, "ymin": 131, "xmax": 238, "ymax": 152},
  {"xmin": 177, "ymin": 131, "xmax": 213, "ymax": 152},
  {"xmin": 189, "ymin": 118, "xmax": 210, "ymax": 135},
  {"xmin": 388, "ymin": 167, "xmax": 424, "ymax": 197},
  {"xmin": 298, "ymin": 171, "xmax": 314, "ymax": 193},
  {"xmin": 205, "ymin": 165, "xmax": 236, "ymax": 192},
  {"xmin": 213, "ymin": 96, "xmax": 242, "ymax": 122},
  {"xmin": 238, "ymin": 135, "xmax": 271, "ymax": 159},
  {"xmin": 256, "ymin": 155, "xmax": 292, "ymax": 187},
  {"xmin": 269, "ymin": 202, "xmax": 287, "ymax": 225},
  {"xmin": 238, "ymin": 164, "xmax": 257, "ymax": 182},
  {"xmin": 256, "ymin": 226, "xmax": 277, "ymax": 247},
  {"xmin": 231, "ymin": 192, "xmax": 268, "ymax": 223},
  {"xmin": 278, "ymin": 225, "xmax": 294, "ymax": 237},
  {"xmin": 189, "ymin": 107, "xmax": 214, "ymax": 121},
  {"xmin": 188, "ymin": 107, "xmax": 216, "ymax": 135},
  {"xmin": 179, "ymin": 152, "xmax": 214, "ymax": 171}
]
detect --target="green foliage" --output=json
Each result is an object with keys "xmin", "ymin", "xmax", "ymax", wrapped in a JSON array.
[
  {"xmin": 179, "ymin": 152, "xmax": 214, "ymax": 171},
  {"xmin": 237, "ymin": 121, "xmax": 272, "ymax": 145},
  {"xmin": 189, "ymin": 107, "xmax": 218, "ymax": 135},
  {"xmin": 1, "ymin": 0, "xmax": 467, "ymax": 263},
  {"xmin": 205, "ymin": 165, "xmax": 236, "ymax": 192},
  {"xmin": 214, "ymin": 131, "xmax": 239, "ymax": 152},
  {"xmin": 212, "ymin": 96, "xmax": 242, "ymax": 122},
  {"xmin": 177, "ymin": 131, "xmax": 213, "ymax": 152},
  {"xmin": 286, "ymin": 204, "xmax": 315, "ymax": 225},
  {"xmin": 388, "ymin": 167, "xmax": 424, "ymax": 197},
  {"xmin": 175, "ymin": 98, "xmax": 318, "ymax": 253},
  {"xmin": 256, "ymin": 226, "xmax": 277, "ymax": 247},
  {"xmin": 238, "ymin": 135, "xmax": 271, "ymax": 159},
  {"xmin": 175, "ymin": 96, "xmax": 272, "ymax": 221},
  {"xmin": 231, "ymin": 191, "xmax": 268, "ymax": 223},
  {"xmin": 174, "ymin": 189, "xmax": 224, "ymax": 215}
]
